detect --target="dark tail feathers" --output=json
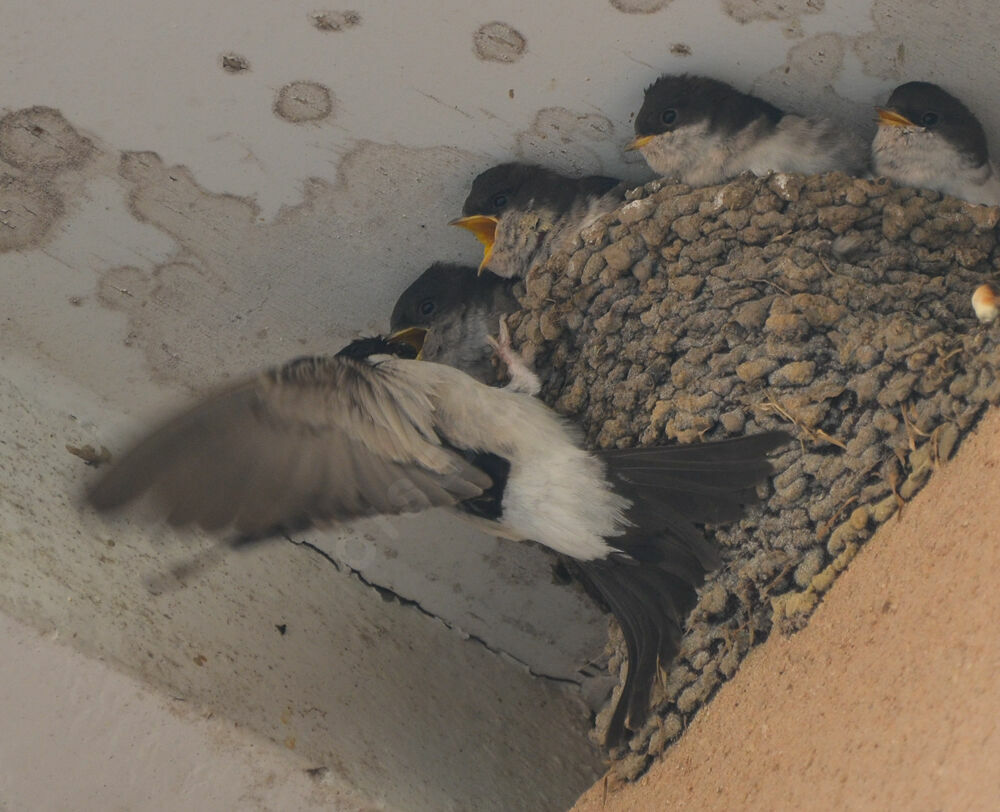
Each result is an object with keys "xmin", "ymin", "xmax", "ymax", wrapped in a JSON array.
[{"xmin": 579, "ymin": 430, "xmax": 789, "ymax": 746}]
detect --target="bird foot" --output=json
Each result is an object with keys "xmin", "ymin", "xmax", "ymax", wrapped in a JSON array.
[{"xmin": 488, "ymin": 317, "xmax": 541, "ymax": 396}]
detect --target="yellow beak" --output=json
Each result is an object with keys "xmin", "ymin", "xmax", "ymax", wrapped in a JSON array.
[
  {"xmin": 388, "ymin": 326, "xmax": 428, "ymax": 359},
  {"xmin": 876, "ymin": 108, "xmax": 916, "ymax": 128},
  {"xmin": 449, "ymin": 214, "xmax": 498, "ymax": 274},
  {"xmin": 625, "ymin": 134, "xmax": 654, "ymax": 151}
]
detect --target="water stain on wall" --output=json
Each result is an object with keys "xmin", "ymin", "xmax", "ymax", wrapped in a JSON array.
[
  {"xmin": 515, "ymin": 107, "xmax": 617, "ymax": 176},
  {"xmin": 753, "ymin": 32, "xmax": 873, "ymax": 140},
  {"xmin": 98, "ymin": 141, "xmax": 480, "ymax": 388},
  {"xmin": 776, "ymin": 31, "xmax": 846, "ymax": 85},
  {"xmin": 609, "ymin": 0, "xmax": 672, "ymax": 13},
  {"xmin": 274, "ymin": 81, "xmax": 335, "ymax": 123},
  {"xmin": 0, "ymin": 176, "xmax": 64, "ymax": 252},
  {"xmin": 0, "ymin": 107, "xmax": 96, "ymax": 253},
  {"xmin": 852, "ymin": 0, "xmax": 997, "ymax": 83},
  {"xmin": 852, "ymin": 34, "xmax": 905, "ymax": 81},
  {"xmin": 309, "ymin": 10, "xmax": 361, "ymax": 32},
  {"xmin": 0, "ymin": 107, "xmax": 94, "ymax": 173},
  {"xmin": 221, "ymin": 53, "xmax": 250, "ymax": 73},
  {"xmin": 720, "ymin": 0, "xmax": 824, "ymax": 24},
  {"xmin": 472, "ymin": 22, "xmax": 527, "ymax": 63}
]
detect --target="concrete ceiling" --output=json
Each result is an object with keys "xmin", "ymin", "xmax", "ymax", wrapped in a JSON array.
[{"xmin": 2, "ymin": 0, "xmax": 998, "ymax": 808}]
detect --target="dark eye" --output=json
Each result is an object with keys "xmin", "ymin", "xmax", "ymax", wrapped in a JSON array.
[
  {"xmin": 920, "ymin": 111, "xmax": 939, "ymax": 127},
  {"xmin": 660, "ymin": 108, "xmax": 677, "ymax": 126},
  {"xmin": 491, "ymin": 193, "xmax": 508, "ymax": 210},
  {"xmin": 418, "ymin": 298, "xmax": 435, "ymax": 316}
]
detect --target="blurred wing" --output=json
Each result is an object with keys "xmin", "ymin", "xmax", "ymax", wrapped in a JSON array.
[{"xmin": 87, "ymin": 355, "xmax": 493, "ymax": 539}]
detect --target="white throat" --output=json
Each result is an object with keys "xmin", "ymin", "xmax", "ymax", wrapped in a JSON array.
[{"xmin": 872, "ymin": 125, "xmax": 1000, "ymax": 206}]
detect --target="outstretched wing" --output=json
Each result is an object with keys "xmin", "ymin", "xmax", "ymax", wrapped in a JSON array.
[{"xmin": 87, "ymin": 355, "xmax": 493, "ymax": 540}]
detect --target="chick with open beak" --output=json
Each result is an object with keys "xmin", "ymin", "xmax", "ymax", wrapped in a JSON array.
[
  {"xmin": 451, "ymin": 162, "xmax": 624, "ymax": 279},
  {"xmin": 448, "ymin": 215, "xmax": 498, "ymax": 273}
]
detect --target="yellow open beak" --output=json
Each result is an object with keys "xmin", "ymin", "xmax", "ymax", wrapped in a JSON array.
[
  {"xmin": 625, "ymin": 134, "xmax": 654, "ymax": 151},
  {"xmin": 388, "ymin": 326, "xmax": 428, "ymax": 359},
  {"xmin": 449, "ymin": 214, "xmax": 498, "ymax": 274},
  {"xmin": 876, "ymin": 108, "xmax": 916, "ymax": 128}
]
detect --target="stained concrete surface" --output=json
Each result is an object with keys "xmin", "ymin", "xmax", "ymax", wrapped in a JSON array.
[
  {"xmin": 2, "ymin": 0, "xmax": 1000, "ymax": 808},
  {"xmin": 0, "ymin": 352, "xmax": 603, "ymax": 811},
  {"xmin": 0, "ymin": 611, "xmax": 374, "ymax": 811}
]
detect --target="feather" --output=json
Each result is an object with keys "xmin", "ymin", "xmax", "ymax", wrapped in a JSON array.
[
  {"xmin": 87, "ymin": 355, "xmax": 493, "ymax": 540},
  {"xmin": 573, "ymin": 430, "xmax": 789, "ymax": 746}
]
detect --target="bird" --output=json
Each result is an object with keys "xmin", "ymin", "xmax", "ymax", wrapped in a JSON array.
[
  {"xmin": 86, "ymin": 330, "xmax": 789, "ymax": 747},
  {"xmin": 871, "ymin": 81, "xmax": 1000, "ymax": 206},
  {"xmin": 389, "ymin": 261, "xmax": 518, "ymax": 384},
  {"xmin": 451, "ymin": 162, "xmax": 625, "ymax": 278},
  {"xmin": 627, "ymin": 73, "xmax": 868, "ymax": 186}
]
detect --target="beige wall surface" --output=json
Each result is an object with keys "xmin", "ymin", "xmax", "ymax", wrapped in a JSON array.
[{"xmin": 2, "ymin": 0, "xmax": 998, "ymax": 808}]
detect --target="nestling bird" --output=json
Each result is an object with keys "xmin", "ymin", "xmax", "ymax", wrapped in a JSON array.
[
  {"xmin": 451, "ymin": 162, "xmax": 625, "ymax": 278},
  {"xmin": 628, "ymin": 74, "xmax": 867, "ymax": 186},
  {"xmin": 86, "ymin": 331, "xmax": 788, "ymax": 746},
  {"xmin": 872, "ymin": 81, "xmax": 1000, "ymax": 206},
  {"xmin": 389, "ymin": 262, "xmax": 518, "ymax": 384}
]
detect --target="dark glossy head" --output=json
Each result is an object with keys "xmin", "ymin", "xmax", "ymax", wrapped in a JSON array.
[
  {"xmin": 633, "ymin": 74, "xmax": 784, "ymax": 139},
  {"xmin": 460, "ymin": 162, "xmax": 621, "ymax": 218},
  {"xmin": 390, "ymin": 262, "xmax": 510, "ymax": 332},
  {"xmin": 879, "ymin": 81, "xmax": 989, "ymax": 165}
]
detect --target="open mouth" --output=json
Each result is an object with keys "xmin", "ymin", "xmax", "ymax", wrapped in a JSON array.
[
  {"xmin": 449, "ymin": 214, "xmax": 498, "ymax": 273},
  {"xmin": 387, "ymin": 326, "xmax": 428, "ymax": 358}
]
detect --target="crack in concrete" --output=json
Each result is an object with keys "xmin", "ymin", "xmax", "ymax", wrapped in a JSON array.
[{"xmin": 287, "ymin": 535, "xmax": 587, "ymax": 687}]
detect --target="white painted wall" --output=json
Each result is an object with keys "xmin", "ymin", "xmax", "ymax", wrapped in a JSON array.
[
  {"xmin": 0, "ymin": 611, "xmax": 375, "ymax": 811},
  {"xmin": 1, "ymin": 0, "xmax": 997, "ymax": 808}
]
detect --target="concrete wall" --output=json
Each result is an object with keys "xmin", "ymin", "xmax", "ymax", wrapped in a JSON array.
[{"xmin": 2, "ymin": 0, "xmax": 997, "ymax": 808}]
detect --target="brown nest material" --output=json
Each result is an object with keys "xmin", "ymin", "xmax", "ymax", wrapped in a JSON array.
[{"xmin": 506, "ymin": 171, "xmax": 1000, "ymax": 779}]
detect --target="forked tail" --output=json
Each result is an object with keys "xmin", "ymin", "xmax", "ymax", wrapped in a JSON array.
[{"xmin": 577, "ymin": 430, "xmax": 789, "ymax": 746}]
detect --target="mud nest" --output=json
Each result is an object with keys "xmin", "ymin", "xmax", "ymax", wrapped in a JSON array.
[{"xmin": 506, "ymin": 171, "xmax": 1000, "ymax": 780}]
